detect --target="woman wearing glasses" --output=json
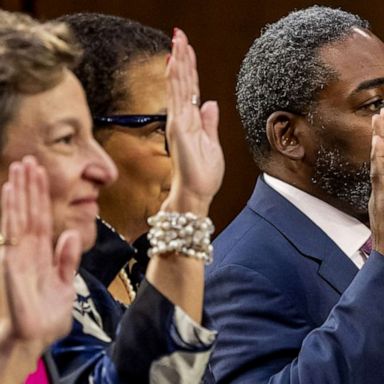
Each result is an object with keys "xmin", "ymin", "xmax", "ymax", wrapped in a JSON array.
[
  {"xmin": 61, "ymin": 13, "xmax": 172, "ymax": 304},
  {"xmin": 51, "ymin": 13, "xmax": 224, "ymax": 384}
]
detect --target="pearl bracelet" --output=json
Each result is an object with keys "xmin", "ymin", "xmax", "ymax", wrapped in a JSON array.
[{"xmin": 147, "ymin": 211, "xmax": 215, "ymax": 264}]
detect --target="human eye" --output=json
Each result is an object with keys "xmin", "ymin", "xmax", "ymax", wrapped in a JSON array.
[
  {"xmin": 54, "ymin": 133, "xmax": 75, "ymax": 145},
  {"xmin": 154, "ymin": 123, "xmax": 166, "ymax": 135},
  {"xmin": 145, "ymin": 122, "xmax": 165, "ymax": 137},
  {"xmin": 361, "ymin": 98, "xmax": 384, "ymax": 113}
]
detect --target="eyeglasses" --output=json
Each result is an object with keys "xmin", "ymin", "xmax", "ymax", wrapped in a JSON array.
[
  {"xmin": 93, "ymin": 114, "xmax": 169, "ymax": 154},
  {"xmin": 93, "ymin": 114, "xmax": 167, "ymax": 128}
]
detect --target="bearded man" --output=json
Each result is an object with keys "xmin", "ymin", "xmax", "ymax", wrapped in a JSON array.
[{"xmin": 205, "ymin": 6, "xmax": 384, "ymax": 383}]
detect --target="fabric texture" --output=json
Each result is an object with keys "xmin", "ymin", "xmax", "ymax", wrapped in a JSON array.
[
  {"xmin": 51, "ymin": 219, "xmax": 216, "ymax": 384},
  {"xmin": 204, "ymin": 176, "xmax": 384, "ymax": 383},
  {"xmin": 24, "ymin": 358, "xmax": 49, "ymax": 384}
]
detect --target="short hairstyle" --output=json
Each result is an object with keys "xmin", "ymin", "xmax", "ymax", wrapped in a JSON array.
[
  {"xmin": 236, "ymin": 5, "xmax": 369, "ymax": 165},
  {"xmin": 0, "ymin": 10, "xmax": 81, "ymax": 139},
  {"xmin": 59, "ymin": 13, "xmax": 171, "ymax": 118}
]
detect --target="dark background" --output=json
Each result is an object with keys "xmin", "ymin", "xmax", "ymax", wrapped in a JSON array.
[{"xmin": 1, "ymin": 0, "xmax": 383, "ymax": 233}]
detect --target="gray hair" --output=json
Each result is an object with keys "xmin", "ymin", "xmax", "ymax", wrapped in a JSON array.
[
  {"xmin": 0, "ymin": 9, "xmax": 81, "ymax": 147},
  {"xmin": 236, "ymin": 5, "xmax": 369, "ymax": 165}
]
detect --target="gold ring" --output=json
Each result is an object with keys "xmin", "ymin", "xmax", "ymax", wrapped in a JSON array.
[
  {"xmin": 0, "ymin": 233, "xmax": 18, "ymax": 246},
  {"xmin": 191, "ymin": 94, "xmax": 200, "ymax": 107}
]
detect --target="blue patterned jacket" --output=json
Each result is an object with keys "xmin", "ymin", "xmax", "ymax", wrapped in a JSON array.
[{"xmin": 51, "ymin": 220, "xmax": 216, "ymax": 383}]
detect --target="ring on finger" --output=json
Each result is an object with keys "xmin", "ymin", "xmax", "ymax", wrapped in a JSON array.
[
  {"xmin": 191, "ymin": 94, "xmax": 201, "ymax": 107},
  {"xmin": 0, "ymin": 233, "xmax": 18, "ymax": 246}
]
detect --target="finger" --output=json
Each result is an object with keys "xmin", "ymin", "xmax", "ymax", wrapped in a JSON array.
[
  {"xmin": 1, "ymin": 182, "xmax": 13, "ymax": 244},
  {"xmin": 370, "ymin": 114, "xmax": 384, "ymax": 195},
  {"xmin": 9, "ymin": 162, "xmax": 27, "ymax": 236},
  {"xmin": 54, "ymin": 230, "xmax": 81, "ymax": 284},
  {"xmin": 200, "ymin": 101, "xmax": 220, "ymax": 141},
  {"xmin": 371, "ymin": 114, "xmax": 384, "ymax": 159},
  {"xmin": 23, "ymin": 156, "xmax": 39, "ymax": 233},
  {"xmin": 373, "ymin": 108, "xmax": 384, "ymax": 137},
  {"xmin": 168, "ymin": 54, "xmax": 179, "ymax": 118},
  {"xmin": 170, "ymin": 34, "xmax": 183, "ymax": 116},
  {"xmin": 7, "ymin": 163, "xmax": 23, "ymax": 242},
  {"xmin": 0, "ymin": 182, "xmax": 11, "ymax": 263},
  {"xmin": 36, "ymin": 165, "xmax": 52, "ymax": 237},
  {"xmin": 174, "ymin": 29, "xmax": 189, "ymax": 105},
  {"xmin": 188, "ymin": 44, "xmax": 200, "ymax": 104}
]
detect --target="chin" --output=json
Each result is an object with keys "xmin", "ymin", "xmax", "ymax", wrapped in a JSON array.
[
  {"xmin": 54, "ymin": 219, "xmax": 97, "ymax": 253},
  {"xmin": 79, "ymin": 223, "xmax": 97, "ymax": 252}
]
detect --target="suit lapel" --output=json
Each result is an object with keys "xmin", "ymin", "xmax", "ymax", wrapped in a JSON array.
[{"xmin": 247, "ymin": 177, "xmax": 358, "ymax": 294}]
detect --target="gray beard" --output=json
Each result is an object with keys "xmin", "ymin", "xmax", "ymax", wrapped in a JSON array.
[{"xmin": 311, "ymin": 145, "xmax": 371, "ymax": 214}]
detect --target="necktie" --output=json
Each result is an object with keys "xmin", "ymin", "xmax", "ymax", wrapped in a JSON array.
[{"xmin": 360, "ymin": 237, "xmax": 372, "ymax": 259}]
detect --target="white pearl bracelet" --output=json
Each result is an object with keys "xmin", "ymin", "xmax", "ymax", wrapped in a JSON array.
[{"xmin": 147, "ymin": 211, "xmax": 215, "ymax": 264}]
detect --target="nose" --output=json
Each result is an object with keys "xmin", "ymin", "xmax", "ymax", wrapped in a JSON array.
[{"xmin": 84, "ymin": 139, "xmax": 118, "ymax": 186}]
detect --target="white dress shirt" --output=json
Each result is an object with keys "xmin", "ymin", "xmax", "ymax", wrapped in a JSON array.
[{"xmin": 263, "ymin": 173, "xmax": 371, "ymax": 269}]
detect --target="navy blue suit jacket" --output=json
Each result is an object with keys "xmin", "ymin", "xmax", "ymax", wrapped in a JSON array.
[{"xmin": 205, "ymin": 177, "xmax": 384, "ymax": 383}]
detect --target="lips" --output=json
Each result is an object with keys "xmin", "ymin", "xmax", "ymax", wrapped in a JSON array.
[{"xmin": 71, "ymin": 196, "xmax": 99, "ymax": 216}]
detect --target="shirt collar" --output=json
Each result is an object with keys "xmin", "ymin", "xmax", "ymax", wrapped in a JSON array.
[{"xmin": 263, "ymin": 173, "xmax": 371, "ymax": 257}]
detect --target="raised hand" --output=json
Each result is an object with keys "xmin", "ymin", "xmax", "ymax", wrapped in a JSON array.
[
  {"xmin": 164, "ymin": 28, "xmax": 225, "ymax": 216},
  {"xmin": 369, "ymin": 108, "xmax": 384, "ymax": 254},
  {"xmin": 0, "ymin": 156, "xmax": 81, "ymax": 349},
  {"xmin": 145, "ymin": 29, "xmax": 224, "ymax": 325}
]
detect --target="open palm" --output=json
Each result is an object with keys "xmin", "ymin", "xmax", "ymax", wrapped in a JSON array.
[
  {"xmin": 164, "ymin": 29, "xmax": 225, "ymax": 215},
  {"xmin": 1, "ymin": 156, "xmax": 80, "ymax": 348}
]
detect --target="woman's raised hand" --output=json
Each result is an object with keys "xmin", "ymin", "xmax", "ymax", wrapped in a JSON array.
[
  {"xmin": 163, "ymin": 28, "xmax": 224, "ymax": 216},
  {"xmin": 0, "ymin": 156, "xmax": 81, "ymax": 349}
]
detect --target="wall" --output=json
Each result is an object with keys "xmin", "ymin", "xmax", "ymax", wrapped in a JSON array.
[{"xmin": 1, "ymin": 0, "xmax": 383, "ymax": 233}]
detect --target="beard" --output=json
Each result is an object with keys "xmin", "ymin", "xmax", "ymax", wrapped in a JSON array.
[{"xmin": 311, "ymin": 144, "xmax": 371, "ymax": 215}]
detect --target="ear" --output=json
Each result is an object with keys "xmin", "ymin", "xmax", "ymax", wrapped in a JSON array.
[{"xmin": 266, "ymin": 111, "xmax": 305, "ymax": 160}]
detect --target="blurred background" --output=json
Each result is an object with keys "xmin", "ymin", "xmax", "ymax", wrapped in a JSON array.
[{"xmin": 1, "ymin": 0, "xmax": 383, "ymax": 233}]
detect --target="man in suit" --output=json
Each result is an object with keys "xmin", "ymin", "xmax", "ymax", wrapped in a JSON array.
[{"xmin": 205, "ymin": 6, "xmax": 384, "ymax": 383}]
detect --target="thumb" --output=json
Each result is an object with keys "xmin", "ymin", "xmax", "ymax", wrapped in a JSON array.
[
  {"xmin": 200, "ymin": 100, "xmax": 219, "ymax": 141},
  {"xmin": 54, "ymin": 230, "xmax": 81, "ymax": 283}
]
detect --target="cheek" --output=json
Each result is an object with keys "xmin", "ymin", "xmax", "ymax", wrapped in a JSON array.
[
  {"xmin": 313, "ymin": 114, "xmax": 373, "ymax": 163},
  {"xmin": 115, "ymin": 147, "xmax": 172, "ymax": 186},
  {"xmin": 44, "ymin": 162, "xmax": 71, "ymax": 202},
  {"xmin": 41, "ymin": 161, "xmax": 84, "ymax": 238}
]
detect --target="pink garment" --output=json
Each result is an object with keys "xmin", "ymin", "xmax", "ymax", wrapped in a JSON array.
[{"xmin": 24, "ymin": 358, "xmax": 49, "ymax": 384}]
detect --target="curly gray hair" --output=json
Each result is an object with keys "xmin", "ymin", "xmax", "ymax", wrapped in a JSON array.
[{"xmin": 236, "ymin": 5, "xmax": 369, "ymax": 165}]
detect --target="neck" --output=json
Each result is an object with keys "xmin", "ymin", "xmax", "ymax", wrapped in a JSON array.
[
  {"xmin": 265, "ymin": 168, "xmax": 370, "ymax": 225},
  {"xmin": 98, "ymin": 210, "xmax": 147, "ymax": 244}
]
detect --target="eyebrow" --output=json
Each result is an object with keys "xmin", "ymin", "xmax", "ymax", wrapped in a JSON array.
[
  {"xmin": 351, "ymin": 77, "xmax": 384, "ymax": 96},
  {"xmin": 44, "ymin": 117, "xmax": 82, "ymax": 134}
]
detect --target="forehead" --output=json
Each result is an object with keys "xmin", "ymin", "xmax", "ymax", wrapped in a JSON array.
[
  {"xmin": 319, "ymin": 28, "xmax": 384, "ymax": 97},
  {"xmin": 14, "ymin": 71, "xmax": 89, "ymax": 129},
  {"xmin": 3, "ymin": 71, "xmax": 91, "ymax": 154},
  {"xmin": 115, "ymin": 54, "xmax": 167, "ymax": 113}
]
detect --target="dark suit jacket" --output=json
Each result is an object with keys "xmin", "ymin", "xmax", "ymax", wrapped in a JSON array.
[{"xmin": 205, "ymin": 176, "xmax": 384, "ymax": 383}]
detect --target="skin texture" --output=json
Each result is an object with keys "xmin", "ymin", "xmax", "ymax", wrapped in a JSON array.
[
  {"xmin": 266, "ymin": 28, "xmax": 384, "ymax": 223},
  {"xmin": 146, "ymin": 28, "xmax": 224, "ymax": 323},
  {"xmin": 96, "ymin": 53, "xmax": 172, "ymax": 244},
  {"xmin": 0, "ymin": 158, "xmax": 81, "ymax": 383},
  {"xmin": 0, "ymin": 71, "xmax": 117, "ymax": 249},
  {"xmin": 0, "ymin": 70, "xmax": 117, "ymax": 382},
  {"xmin": 369, "ymin": 109, "xmax": 384, "ymax": 253},
  {"xmin": 0, "ymin": 27, "xmax": 224, "ymax": 380}
]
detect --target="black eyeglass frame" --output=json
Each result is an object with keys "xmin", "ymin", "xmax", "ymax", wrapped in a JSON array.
[
  {"xmin": 93, "ymin": 114, "xmax": 167, "ymax": 128},
  {"xmin": 93, "ymin": 114, "xmax": 169, "ymax": 154}
]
